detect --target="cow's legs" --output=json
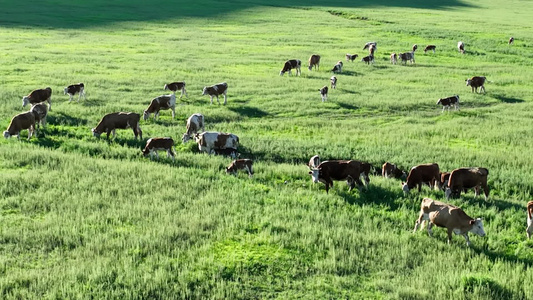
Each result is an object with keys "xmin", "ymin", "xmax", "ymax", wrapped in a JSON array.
[
  {"xmin": 171, "ymin": 107, "xmax": 175, "ymax": 119},
  {"xmin": 447, "ymin": 228, "xmax": 453, "ymax": 244},
  {"xmin": 527, "ymin": 222, "xmax": 533, "ymax": 239},
  {"xmin": 155, "ymin": 111, "xmax": 159, "ymax": 121},
  {"xmin": 463, "ymin": 233, "xmax": 471, "ymax": 247},
  {"xmin": 474, "ymin": 186, "xmax": 480, "ymax": 198},
  {"xmin": 427, "ymin": 222, "xmax": 434, "ymax": 237},
  {"xmin": 482, "ymin": 184, "xmax": 489, "ymax": 200},
  {"xmin": 223, "ymin": 92, "xmax": 227, "ymax": 105},
  {"xmin": 245, "ymin": 165, "xmax": 253, "ymax": 177},
  {"xmin": 210, "ymin": 96, "xmax": 214, "ymax": 105},
  {"xmin": 48, "ymin": 98, "xmax": 52, "ymax": 111},
  {"xmin": 69, "ymin": 94, "xmax": 73, "ymax": 102}
]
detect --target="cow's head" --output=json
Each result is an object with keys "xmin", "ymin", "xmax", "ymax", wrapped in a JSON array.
[
  {"xmin": 3, "ymin": 130, "xmax": 11, "ymax": 138},
  {"xmin": 164, "ymin": 84, "xmax": 169, "ymax": 91},
  {"xmin": 143, "ymin": 110, "xmax": 150, "ymax": 121},
  {"xmin": 63, "ymin": 87, "xmax": 69, "ymax": 95},
  {"xmin": 141, "ymin": 148, "xmax": 150, "ymax": 157},
  {"xmin": 22, "ymin": 96, "xmax": 30, "ymax": 108},
  {"xmin": 401, "ymin": 182, "xmax": 410, "ymax": 194},
  {"xmin": 226, "ymin": 166, "xmax": 235, "ymax": 174},
  {"xmin": 91, "ymin": 128, "xmax": 102, "ymax": 138},
  {"xmin": 201, "ymin": 87, "xmax": 208, "ymax": 95},
  {"xmin": 182, "ymin": 133, "xmax": 192, "ymax": 144},
  {"xmin": 469, "ymin": 218, "xmax": 486, "ymax": 237},
  {"xmin": 309, "ymin": 168, "xmax": 320, "ymax": 183},
  {"xmin": 465, "ymin": 79, "xmax": 472, "ymax": 86}
]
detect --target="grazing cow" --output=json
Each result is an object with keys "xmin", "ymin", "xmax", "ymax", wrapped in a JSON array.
[
  {"xmin": 412, "ymin": 44, "xmax": 418, "ymax": 52},
  {"xmin": 142, "ymin": 137, "xmax": 175, "ymax": 161},
  {"xmin": 194, "ymin": 131, "xmax": 239, "ymax": 155},
  {"xmin": 30, "ymin": 103, "xmax": 48, "ymax": 130},
  {"xmin": 346, "ymin": 54, "xmax": 358, "ymax": 62},
  {"xmin": 319, "ymin": 86, "xmax": 328, "ymax": 102},
  {"xmin": 22, "ymin": 87, "xmax": 52, "ymax": 111},
  {"xmin": 331, "ymin": 61, "xmax": 343, "ymax": 73},
  {"xmin": 361, "ymin": 55, "xmax": 374, "ymax": 65},
  {"xmin": 64, "ymin": 83, "xmax": 85, "ymax": 102},
  {"xmin": 437, "ymin": 95, "xmax": 460, "ymax": 112},
  {"xmin": 92, "ymin": 112, "xmax": 142, "ymax": 140},
  {"xmin": 279, "ymin": 59, "xmax": 301, "ymax": 76},
  {"xmin": 3, "ymin": 111, "xmax": 35, "ymax": 140},
  {"xmin": 439, "ymin": 172, "xmax": 451, "ymax": 190},
  {"xmin": 363, "ymin": 42, "xmax": 377, "ymax": 50},
  {"xmin": 308, "ymin": 155, "xmax": 320, "ymax": 170},
  {"xmin": 458, "ymin": 41, "xmax": 465, "ymax": 54},
  {"xmin": 466, "ymin": 76, "xmax": 487, "ymax": 93},
  {"xmin": 402, "ymin": 163, "xmax": 440, "ymax": 194},
  {"xmin": 399, "ymin": 52, "xmax": 415, "ymax": 64},
  {"xmin": 143, "ymin": 94, "xmax": 176, "ymax": 121},
  {"xmin": 424, "ymin": 45, "xmax": 436, "ymax": 53},
  {"xmin": 527, "ymin": 201, "xmax": 533, "ymax": 239},
  {"xmin": 509, "ymin": 37, "xmax": 514, "ymax": 45},
  {"xmin": 445, "ymin": 167, "xmax": 489, "ymax": 200},
  {"xmin": 390, "ymin": 53, "xmax": 397, "ymax": 64},
  {"xmin": 213, "ymin": 147, "xmax": 239, "ymax": 159},
  {"xmin": 226, "ymin": 159, "xmax": 253, "ymax": 177},
  {"xmin": 164, "ymin": 81, "xmax": 188, "ymax": 98},
  {"xmin": 382, "ymin": 162, "xmax": 406, "ymax": 179},
  {"xmin": 413, "ymin": 198, "xmax": 486, "ymax": 247},
  {"xmin": 308, "ymin": 55, "xmax": 320, "ymax": 71},
  {"xmin": 369, "ymin": 44, "xmax": 376, "ymax": 55},
  {"xmin": 182, "ymin": 113, "xmax": 205, "ymax": 143},
  {"xmin": 309, "ymin": 160, "xmax": 365, "ymax": 194},
  {"xmin": 202, "ymin": 82, "xmax": 228, "ymax": 105},
  {"xmin": 330, "ymin": 76, "xmax": 337, "ymax": 89}
]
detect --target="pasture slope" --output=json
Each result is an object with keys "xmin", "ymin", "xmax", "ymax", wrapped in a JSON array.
[{"xmin": 1, "ymin": 0, "xmax": 533, "ymax": 298}]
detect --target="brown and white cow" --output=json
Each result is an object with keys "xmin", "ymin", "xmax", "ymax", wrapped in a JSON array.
[
  {"xmin": 458, "ymin": 41, "xmax": 465, "ymax": 54},
  {"xmin": 142, "ymin": 137, "xmax": 175, "ymax": 161},
  {"xmin": 445, "ymin": 167, "xmax": 489, "ymax": 200},
  {"xmin": 30, "ymin": 103, "xmax": 48, "ymax": 131},
  {"xmin": 399, "ymin": 52, "xmax": 415, "ymax": 64},
  {"xmin": 330, "ymin": 76, "xmax": 337, "ymax": 89},
  {"xmin": 363, "ymin": 42, "xmax": 377, "ymax": 50},
  {"xmin": 226, "ymin": 159, "xmax": 253, "ymax": 177},
  {"xmin": 424, "ymin": 45, "xmax": 436, "ymax": 53},
  {"xmin": 309, "ymin": 160, "xmax": 365, "ymax": 194},
  {"xmin": 194, "ymin": 131, "xmax": 239, "ymax": 155},
  {"xmin": 92, "ymin": 112, "xmax": 142, "ymax": 140},
  {"xmin": 346, "ymin": 54, "xmax": 358, "ymax": 62},
  {"xmin": 466, "ymin": 76, "xmax": 487, "ymax": 93},
  {"xmin": 527, "ymin": 201, "xmax": 533, "ymax": 239},
  {"xmin": 361, "ymin": 55, "xmax": 374, "ymax": 65},
  {"xmin": 509, "ymin": 37, "xmax": 514, "ymax": 45},
  {"xmin": 401, "ymin": 163, "xmax": 440, "ymax": 194},
  {"xmin": 213, "ymin": 147, "xmax": 239, "ymax": 159},
  {"xmin": 280, "ymin": 59, "xmax": 301, "ymax": 76},
  {"xmin": 382, "ymin": 162, "xmax": 406, "ymax": 179},
  {"xmin": 319, "ymin": 86, "xmax": 328, "ymax": 102},
  {"xmin": 308, "ymin": 155, "xmax": 320, "ymax": 170},
  {"xmin": 413, "ymin": 198, "xmax": 486, "ymax": 247},
  {"xmin": 369, "ymin": 44, "xmax": 376, "ymax": 55},
  {"xmin": 202, "ymin": 82, "xmax": 228, "ymax": 105},
  {"xmin": 308, "ymin": 55, "xmax": 320, "ymax": 71},
  {"xmin": 143, "ymin": 94, "xmax": 176, "ymax": 121},
  {"xmin": 164, "ymin": 81, "xmax": 187, "ymax": 98},
  {"xmin": 390, "ymin": 53, "xmax": 397, "ymax": 64},
  {"xmin": 437, "ymin": 95, "xmax": 460, "ymax": 112},
  {"xmin": 3, "ymin": 111, "xmax": 35, "ymax": 140},
  {"xmin": 182, "ymin": 113, "xmax": 205, "ymax": 143},
  {"xmin": 22, "ymin": 87, "xmax": 52, "ymax": 111},
  {"xmin": 64, "ymin": 83, "xmax": 85, "ymax": 102},
  {"xmin": 331, "ymin": 61, "xmax": 343, "ymax": 73}
]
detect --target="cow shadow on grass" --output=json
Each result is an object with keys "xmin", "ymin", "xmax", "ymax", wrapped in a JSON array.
[
  {"xmin": 473, "ymin": 244, "xmax": 533, "ymax": 268},
  {"xmin": 454, "ymin": 194, "xmax": 525, "ymax": 212},
  {"xmin": 492, "ymin": 94, "xmax": 525, "ymax": 104},
  {"xmin": 337, "ymin": 182, "xmax": 406, "ymax": 210},
  {"xmin": 336, "ymin": 102, "xmax": 360, "ymax": 110},
  {"xmin": 228, "ymin": 106, "xmax": 269, "ymax": 118},
  {"xmin": 47, "ymin": 112, "xmax": 89, "ymax": 126}
]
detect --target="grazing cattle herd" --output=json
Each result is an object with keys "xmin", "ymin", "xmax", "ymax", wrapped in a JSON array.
[{"xmin": 3, "ymin": 36, "xmax": 529, "ymax": 245}]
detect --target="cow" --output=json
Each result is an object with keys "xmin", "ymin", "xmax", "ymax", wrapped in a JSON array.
[
  {"xmin": 399, "ymin": 52, "xmax": 415, "ymax": 64},
  {"xmin": 331, "ymin": 61, "xmax": 343, "ymax": 73},
  {"xmin": 308, "ymin": 55, "xmax": 320, "ymax": 71},
  {"xmin": 226, "ymin": 159, "xmax": 253, "ymax": 177},
  {"xmin": 92, "ymin": 112, "xmax": 142, "ymax": 140},
  {"xmin": 382, "ymin": 162, "xmax": 406, "ymax": 179},
  {"xmin": 437, "ymin": 95, "xmax": 460, "ymax": 112},
  {"xmin": 63, "ymin": 83, "xmax": 85, "ymax": 102},
  {"xmin": 279, "ymin": 59, "xmax": 301, "ymax": 76},
  {"xmin": 194, "ymin": 131, "xmax": 239, "ymax": 155},
  {"xmin": 363, "ymin": 42, "xmax": 377, "ymax": 50},
  {"xmin": 390, "ymin": 53, "xmax": 397, "ymax": 64},
  {"xmin": 309, "ymin": 160, "xmax": 365, "ymax": 194},
  {"xmin": 213, "ymin": 147, "xmax": 239, "ymax": 159},
  {"xmin": 182, "ymin": 113, "xmax": 205, "ymax": 143},
  {"xmin": 22, "ymin": 87, "xmax": 52, "ymax": 111},
  {"xmin": 509, "ymin": 37, "xmax": 514, "ymax": 45},
  {"xmin": 202, "ymin": 82, "xmax": 228, "ymax": 105},
  {"xmin": 424, "ymin": 45, "xmax": 436, "ymax": 53},
  {"xmin": 361, "ymin": 55, "xmax": 374, "ymax": 65},
  {"xmin": 319, "ymin": 86, "xmax": 328, "ymax": 102},
  {"xmin": 3, "ymin": 111, "xmax": 35, "ymax": 140},
  {"xmin": 527, "ymin": 201, "xmax": 533, "ymax": 239},
  {"xmin": 330, "ymin": 76, "xmax": 337, "ymax": 89},
  {"xmin": 164, "ymin": 81, "xmax": 187, "ymax": 98},
  {"xmin": 30, "ymin": 103, "xmax": 48, "ymax": 131},
  {"xmin": 445, "ymin": 167, "xmax": 489, "ymax": 200},
  {"xmin": 369, "ymin": 44, "xmax": 376, "ymax": 55},
  {"xmin": 412, "ymin": 44, "xmax": 418, "ymax": 52},
  {"xmin": 143, "ymin": 94, "xmax": 176, "ymax": 121},
  {"xmin": 346, "ymin": 54, "xmax": 358, "ymax": 62},
  {"xmin": 308, "ymin": 155, "xmax": 320, "ymax": 170},
  {"xmin": 458, "ymin": 41, "xmax": 465, "ymax": 54},
  {"xmin": 413, "ymin": 198, "xmax": 486, "ymax": 247},
  {"xmin": 401, "ymin": 163, "xmax": 440, "ymax": 194},
  {"xmin": 142, "ymin": 137, "xmax": 175, "ymax": 161},
  {"xmin": 466, "ymin": 76, "xmax": 487, "ymax": 93}
]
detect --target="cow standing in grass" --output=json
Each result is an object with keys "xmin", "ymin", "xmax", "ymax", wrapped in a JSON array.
[
  {"xmin": 3, "ymin": 111, "xmax": 36, "ymax": 140},
  {"xmin": 22, "ymin": 87, "xmax": 52, "ymax": 111},
  {"xmin": 280, "ymin": 59, "xmax": 301, "ymax": 76},
  {"xmin": 142, "ymin": 137, "xmax": 175, "ymax": 161},
  {"xmin": 202, "ymin": 82, "xmax": 228, "ymax": 105},
  {"xmin": 308, "ymin": 55, "xmax": 320, "ymax": 71},
  {"xmin": 92, "ymin": 112, "xmax": 142, "ymax": 140},
  {"xmin": 164, "ymin": 81, "xmax": 187, "ymax": 98},
  {"xmin": 182, "ymin": 113, "xmax": 205, "ymax": 143},
  {"xmin": 64, "ymin": 83, "xmax": 85, "ymax": 102}
]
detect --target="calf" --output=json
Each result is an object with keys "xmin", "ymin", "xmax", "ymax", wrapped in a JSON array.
[
  {"xmin": 330, "ymin": 76, "xmax": 337, "ymax": 89},
  {"xmin": 309, "ymin": 160, "xmax": 365, "ymax": 193},
  {"xmin": 64, "ymin": 83, "xmax": 85, "ymax": 102},
  {"xmin": 182, "ymin": 113, "xmax": 205, "ymax": 143},
  {"xmin": 466, "ymin": 76, "xmax": 486, "ymax": 93},
  {"xmin": 402, "ymin": 163, "xmax": 440, "ymax": 194},
  {"xmin": 412, "ymin": 44, "xmax": 418, "ymax": 52},
  {"xmin": 308, "ymin": 155, "xmax": 320, "ymax": 170},
  {"xmin": 382, "ymin": 162, "xmax": 406, "ymax": 179},
  {"xmin": 92, "ymin": 112, "xmax": 142, "ymax": 140},
  {"xmin": 164, "ymin": 81, "xmax": 187, "ymax": 98},
  {"xmin": 3, "ymin": 111, "xmax": 35, "ymax": 140},
  {"xmin": 143, "ymin": 94, "xmax": 176, "ymax": 121},
  {"xmin": 361, "ymin": 55, "xmax": 374, "ymax": 65},
  {"xmin": 331, "ymin": 61, "xmax": 343, "ymax": 73},
  {"xmin": 279, "ymin": 59, "xmax": 301, "ymax": 76},
  {"xmin": 445, "ymin": 167, "xmax": 489, "ymax": 200},
  {"xmin": 226, "ymin": 159, "xmax": 253, "ymax": 177},
  {"xmin": 424, "ymin": 45, "xmax": 436, "ymax": 53},
  {"xmin": 527, "ymin": 201, "xmax": 533, "ymax": 239},
  {"xmin": 509, "ymin": 37, "xmax": 514, "ymax": 45},
  {"xmin": 346, "ymin": 54, "xmax": 358, "ymax": 62},
  {"xmin": 437, "ymin": 95, "xmax": 460, "ymax": 112},
  {"xmin": 390, "ymin": 53, "xmax": 397, "ymax": 64},
  {"xmin": 30, "ymin": 103, "xmax": 48, "ymax": 130},
  {"xmin": 213, "ymin": 147, "xmax": 239, "ymax": 159},
  {"xmin": 22, "ymin": 87, "xmax": 52, "ymax": 111},
  {"xmin": 142, "ymin": 137, "xmax": 175, "ymax": 161},
  {"xmin": 399, "ymin": 52, "xmax": 415, "ymax": 64},
  {"xmin": 363, "ymin": 42, "xmax": 377, "ymax": 50},
  {"xmin": 194, "ymin": 131, "xmax": 239, "ymax": 155},
  {"xmin": 413, "ymin": 198, "xmax": 485, "ymax": 247},
  {"xmin": 202, "ymin": 82, "xmax": 228, "ymax": 105},
  {"xmin": 308, "ymin": 55, "xmax": 320, "ymax": 71},
  {"xmin": 458, "ymin": 41, "xmax": 465, "ymax": 54},
  {"xmin": 319, "ymin": 86, "xmax": 328, "ymax": 102}
]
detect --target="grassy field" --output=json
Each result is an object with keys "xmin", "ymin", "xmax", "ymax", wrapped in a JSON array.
[{"xmin": 1, "ymin": 0, "xmax": 533, "ymax": 298}]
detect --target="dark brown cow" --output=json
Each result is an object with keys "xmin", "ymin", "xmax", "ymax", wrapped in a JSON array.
[
  {"xmin": 437, "ymin": 95, "xmax": 460, "ymax": 112},
  {"xmin": 361, "ymin": 55, "xmax": 374, "ymax": 65},
  {"xmin": 382, "ymin": 162, "xmax": 406, "ymax": 179},
  {"xmin": 143, "ymin": 94, "xmax": 176, "ymax": 121},
  {"xmin": 445, "ymin": 167, "xmax": 489, "ymax": 200},
  {"xmin": 308, "ymin": 55, "xmax": 320, "ymax": 71},
  {"xmin": 346, "ymin": 54, "xmax": 358, "ymax": 62},
  {"xmin": 309, "ymin": 160, "xmax": 365, "ymax": 193},
  {"xmin": 22, "ymin": 87, "xmax": 52, "ymax": 110},
  {"xmin": 3, "ymin": 111, "xmax": 35, "ymax": 140},
  {"xmin": 401, "ymin": 163, "xmax": 440, "ymax": 194},
  {"xmin": 330, "ymin": 76, "xmax": 337, "ymax": 89},
  {"xmin": 279, "ymin": 59, "xmax": 301, "ymax": 76},
  {"xmin": 30, "ymin": 103, "xmax": 48, "ymax": 131},
  {"xmin": 466, "ymin": 76, "xmax": 487, "ymax": 93},
  {"xmin": 142, "ymin": 137, "xmax": 175, "ymax": 161},
  {"xmin": 202, "ymin": 82, "xmax": 228, "ymax": 105},
  {"xmin": 527, "ymin": 201, "xmax": 533, "ymax": 239},
  {"xmin": 424, "ymin": 45, "xmax": 436, "ymax": 53},
  {"xmin": 509, "ymin": 37, "xmax": 514, "ymax": 45},
  {"xmin": 92, "ymin": 112, "xmax": 142, "ymax": 140},
  {"xmin": 226, "ymin": 159, "xmax": 253, "ymax": 177},
  {"xmin": 64, "ymin": 83, "xmax": 85, "ymax": 102},
  {"xmin": 164, "ymin": 81, "xmax": 187, "ymax": 98},
  {"xmin": 319, "ymin": 86, "xmax": 328, "ymax": 102}
]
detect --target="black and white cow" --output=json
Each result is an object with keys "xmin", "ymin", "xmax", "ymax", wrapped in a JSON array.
[
  {"xmin": 280, "ymin": 59, "xmax": 301, "ymax": 76},
  {"xmin": 64, "ymin": 83, "xmax": 85, "ymax": 102}
]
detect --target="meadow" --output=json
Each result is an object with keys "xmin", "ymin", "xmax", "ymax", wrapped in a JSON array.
[{"xmin": 1, "ymin": 0, "xmax": 533, "ymax": 298}]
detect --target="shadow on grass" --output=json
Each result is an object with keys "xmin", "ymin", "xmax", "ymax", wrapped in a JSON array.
[
  {"xmin": 336, "ymin": 102, "xmax": 360, "ymax": 110},
  {"xmin": 228, "ymin": 106, "xmax": 269, "ymax": 118},
  {"xmin": 47, "ymin": 112, "xmax": 89, "ymax": 126},
  {"xmin": 492, "ymin": 94, "xmax": 525, "ymax": 104},
  {"xmin": 338, "ymin": 183, "xmax": 405, "ymax": 209}
]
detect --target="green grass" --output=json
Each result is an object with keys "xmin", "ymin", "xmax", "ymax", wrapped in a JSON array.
[{"xmin": 1, "ymin": 0, "xmax": 533, "ymax": 298}]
